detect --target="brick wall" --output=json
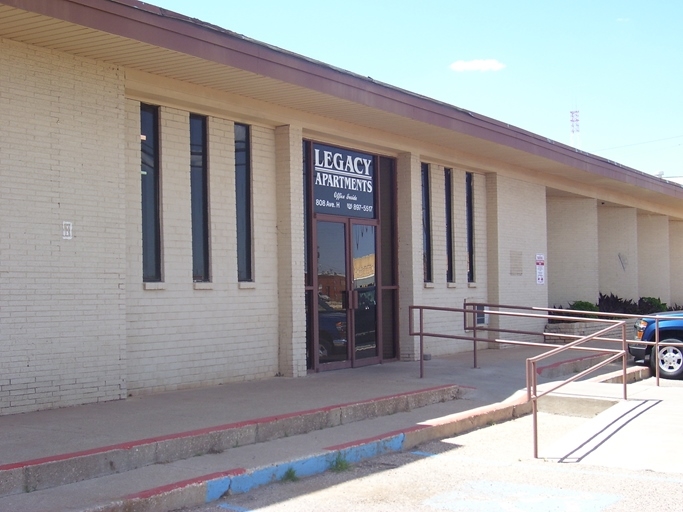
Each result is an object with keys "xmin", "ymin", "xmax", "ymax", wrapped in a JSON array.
[
  {"xmin": 274, "ymin": 125, "xmax": 307, "ymax": 377},
  {"xmin": 598, "ymin": 207, "xmax": 638, "ymax": 300},
  {"xmin": 546, "ymin": 197, "xmax": 599, "ymax": 307},
  {"xmin": 485, "ymin": 174, "xmax": 548, "ymax": 342},
  {"xmin": 4, "ymin": 33, "xmax": 682, "ymax": 414},
  {"xmin": 396, "ymin": 153, "xmax": 423, "ymax": 360},
  {"xmin": 400, "ymin": 160, "xmax": 489, "ymax": 358},
  {"xmin": 124, "ymin": 104, "xmax": 280, "ymax": 394},
  {"xmin": 637, "ymin": 214, "xmax": 670, "ymax": 303},
  {"xmin": 670, "ymin": 221, "xmax": 683, "ymax": 306},
  {"xmin": 0, "ymin": 39, "xmax": 127, "ymax": 413}
]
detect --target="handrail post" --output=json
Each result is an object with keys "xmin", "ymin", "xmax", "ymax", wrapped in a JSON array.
[
  {"xmin": 655, "ymin": 316, "xmax": 660, "ymax": 386},
  {"xmin": 622, "ymin": 322, "xmax": 627, "ymax": 400},
  {"xmin": 526, "ymin": 358, "xmax": 531, "ymax": 401},
  {"xmin": 472, "ymin": 306, "xmax": 478, "ymax": 369},
  {"xmin": 419, "ymin": 307, "xmax": 424, "ymax": 378},
  {"xmin": 532, "ymin": 360, "xmax": 538, "ymax": 459}
]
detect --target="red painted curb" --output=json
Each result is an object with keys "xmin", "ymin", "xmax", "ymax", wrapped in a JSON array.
[
  {"xmin": 537, "ymin": 353, "xmax": 609, "ymax": 374},
  {"xmin": 123, "ymin": 468, "xmax": 245, "ymax": 500},
  {"xmin": 0, "ymin": 384, "xmax": 459, "ymax": 471},
  {"xmin": 324, "ymin": 425, "xmax": 429, "ymax": 451}
]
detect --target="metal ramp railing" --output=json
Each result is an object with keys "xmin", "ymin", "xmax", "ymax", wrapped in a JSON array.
[{"xmin": 408, "ymin": 301, "xmax": 629, "ymax": 458}]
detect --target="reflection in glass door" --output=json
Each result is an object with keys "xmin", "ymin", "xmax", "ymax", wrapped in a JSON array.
[
  {"xmin": 352, "ymin": 224, "xmax": 377, "ymax": 360},
  {"xmin": 304, "ymin": 142, "xmax": 397, "ymax": 371},
  {"xmin": 317, "ymin": 221, "xmax": 348, "ymax": 364},
  {"xmin": 315, "ymin": 220, "xmax": 379, "ymax": 367}
]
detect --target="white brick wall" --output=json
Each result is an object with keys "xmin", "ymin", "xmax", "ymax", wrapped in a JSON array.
[
  {"xmin": 125, "ymin": 105, "xmax": 280, "ymax": 394},
  {"xmin": 399, "ymin": 157, "xmax": 487, "ymax": 359},
  {"xmin": 670, "ymin": 221, "xmax": 683, "ymax": 306},
  {"xmin": 397, "ymin": 153, "xmax": 423, "ymax": 360},
  {"xmin": 598, "ymin": 207, "xmax": 638, "ymax": 300},
  {"xmin": 275, "ymin": 125, "xmax": 307, "ymax": 377},
  {"xmin": 546, "ymin": 197, "xmax": 599, "ymax": 307},
  {"xmin": 485, "ymin": 174, "xmax": 548, "ymax": 342},
  {"xmin": 4, "ymin": 32, "xmax": 683, "ymax": 415},
  {"xmin": 0, "ymin": 39, "xmax": 127, "ymax": 413},
  {"xmin": 637, "ymin": 214, "xmax": 670, "ymax": 303}
]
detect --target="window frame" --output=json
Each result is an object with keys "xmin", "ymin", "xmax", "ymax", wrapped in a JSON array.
[
  {"xmin": 234, "ymin": 123, "xmax": 253, "ymax": 282},
  {"xmin": 140, "ymin": 103, "xmax": 162, "ymax": 283},
  {"xmin": 421, "ymin": 163, "xmax": 433, "ymax": 283},
  {"xmin": 444, "ymin": 168, "xmax": 455, "ymax": 283},
  {"xmin": 466, "ymin": 172, "xmax": 475, "ymax": 283},
  {"xmin": 190, "ymin": 113, "xmax": 210, "ymax": 282}
]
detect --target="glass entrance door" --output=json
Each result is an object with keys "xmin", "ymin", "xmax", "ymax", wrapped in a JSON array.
[
  {"xmin": 316, "ymin": 220, "xmax": 378, "ymax": 367},
  {"xmin": 352, "ymin": 224, "xmax": 377, "ymax": 361},
  {"xmin": 317, "ymin": 221, "xmax": 349, "ymax": 364}
]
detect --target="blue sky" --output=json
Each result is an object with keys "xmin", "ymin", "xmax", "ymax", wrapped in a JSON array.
[{"xmin": 151, "ymin": 0, "xmax": 683, "ymax": 178}]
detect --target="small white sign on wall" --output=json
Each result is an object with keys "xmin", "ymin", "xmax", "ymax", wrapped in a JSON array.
[
  {"xmin": 536, "ymin": 254, "xmax": 545, "ymax": 284},
  {"xmin": 62, "ymin": 221, "xmax": 73, "ymax": 240}
]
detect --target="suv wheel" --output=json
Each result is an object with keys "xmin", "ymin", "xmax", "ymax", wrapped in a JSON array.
[{"xmin": 651, "ymin": 339, "xmax": 683, "ymax": 379}]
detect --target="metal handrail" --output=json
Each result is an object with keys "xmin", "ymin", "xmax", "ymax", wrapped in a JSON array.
[
  {"xmin": 524, "ymin": 320, "xmax": 627, "ymax": 458},
  {"xmin": 409, "ymin": 301, "xmax": 629, "ymax": 458},
  {"xmin": 408, "ymin": 303, "xmax": 624, "ymax": 376}
]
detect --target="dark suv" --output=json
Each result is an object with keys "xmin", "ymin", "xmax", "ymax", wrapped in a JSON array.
[{"xmin": 630, "ymin": 312, "xmax": 683, "ymax": 378}]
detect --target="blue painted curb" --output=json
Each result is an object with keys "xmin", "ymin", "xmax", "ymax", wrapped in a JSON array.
[{"xmin": 205, "ymin": 433, "xmax": 405, "ymax": 504}]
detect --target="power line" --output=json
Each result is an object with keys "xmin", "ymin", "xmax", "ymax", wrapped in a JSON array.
[{"xmin": 596, "ymin": 135, "xmax": 683, "ymax": 152}]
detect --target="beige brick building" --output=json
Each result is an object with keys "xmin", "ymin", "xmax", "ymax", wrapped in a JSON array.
[{"xmin": 2, "ymin": 0, "xmax": 683, "ymax": 414}]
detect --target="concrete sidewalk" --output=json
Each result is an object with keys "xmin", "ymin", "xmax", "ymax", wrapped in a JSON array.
[{"xmin": 0, "ymin": 345, "xmax": 657, "ymax": 512}]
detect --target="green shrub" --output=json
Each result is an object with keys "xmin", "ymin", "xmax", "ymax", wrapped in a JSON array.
[
  {"xmin": 568, "ymin": 300, "xmax": 599, "ymax": 312},
  {"xmin": 550, "ymin": 294, "xmax": 678, "ymax": 322},
  {"xmin": 548, "ymin": 300, "xmax": 598, "ymax": 323},
  {"xmin": 637, "ymin": 297, "xmax": 667, "ymax": 314}
]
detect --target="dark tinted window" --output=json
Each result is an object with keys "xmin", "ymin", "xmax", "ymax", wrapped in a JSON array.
[
  {"xmin": 235, "ymin": 123, "xmax": 252, "ymax": 281},
  {"xmin": 190, "ymin": 114, "xmax": 210, "ymax": 282},
  {"xmin": 466, "ymin": 172, "xmax": 475, "ymax": 282},
  {"xmin": 445, "ymin": 168, "xmax": 454, "ymax": 283},
  {"xmin": 421, "ymin": 163, "xmax": 432, "ymax": 283},
  {"xmin": 140, "ymin": 104, "xmax": 161, "ymax": 282}
]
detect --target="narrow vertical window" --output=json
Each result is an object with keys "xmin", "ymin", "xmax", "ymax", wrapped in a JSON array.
[
  {"xmin": 140, "ymin": 104, "xmax": 161, "ymax": 282},
  {"xmin": 190, "ymin": 114, "xmax": 209, "ymax": 282},
  {"xmin": 421, "ymin": 163, "xmax": 432, "ymax": 283},
  {"xmin": 466, "ymin": 172, "xmax": 475, "ymax": 283},
  {"xmin": 303, "ymin": 141, "xmax": 310, "ymax": 286},
  {"xmin": 235, "ymin": 123, "xmax": 252, "ymax": 282},
  {"xmin": 445, "ymin": 168, "xmax": 454, "ymax": 283}
]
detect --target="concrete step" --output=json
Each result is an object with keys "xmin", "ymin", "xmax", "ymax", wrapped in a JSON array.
[
  {"xmin": 0, "ymin": 387, "xmax": 531, "ymax": 512},
  {"xmin": 0, "ymin": 349, "xmax": 651, "ymax": 512},
  {"xmin": 22, "ymin": 376, "xmax": 645, "ymax": 512},
  {"xmin": 0, "ymin": 384, "xmax": 460, "ymax": 499}
]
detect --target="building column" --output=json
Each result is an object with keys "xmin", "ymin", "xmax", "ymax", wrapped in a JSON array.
[
  {"xmin": 670, "ymin": 221, "xmax": 683, "ymax": 306},
  {"xmin": 486, "ymin": 174, "xmax": 548, "ymax": 343},
  {"xmin": 274, "ymin": 125, "xmax": 306, "ymax": 377},
  {"xmin": 546, "ymin": 197, "xmax": 599, "ymax": 307},
  {"xmin": 598, "ymin": 206, "xmax": 638, "ymax": 300},
  {"xmin": 396, "ymin": 152, "xmax": 423, "ymax": 360},
  {"xmin": 637, "ymin": 213, "xmax": 671, "ymax": 303}
]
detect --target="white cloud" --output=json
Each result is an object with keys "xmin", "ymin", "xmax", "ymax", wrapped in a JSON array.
[{"xmin": 449, "ymin": 59, "xmax": 506, "ymax": 72}]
